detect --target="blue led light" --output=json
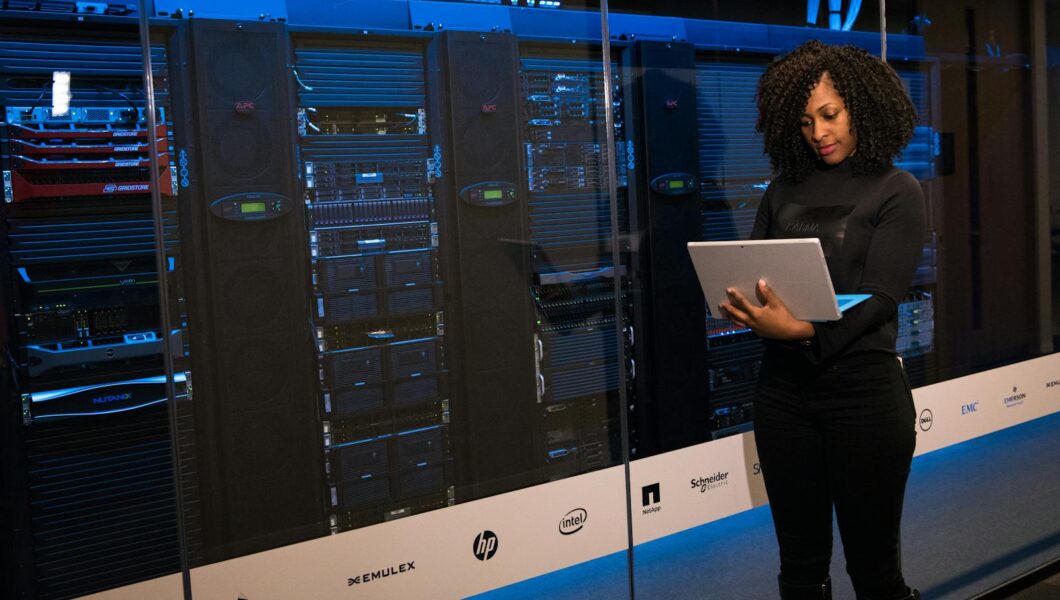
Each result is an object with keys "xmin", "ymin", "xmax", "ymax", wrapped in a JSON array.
[{"xmin": 28, "ymin": 373, "xmax": 186, "ymax": 403}]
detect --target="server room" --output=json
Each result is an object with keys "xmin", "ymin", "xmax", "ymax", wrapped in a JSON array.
[{"xmin": 0, "ymin": 0, "xmax": 1058, "ymax": 598}]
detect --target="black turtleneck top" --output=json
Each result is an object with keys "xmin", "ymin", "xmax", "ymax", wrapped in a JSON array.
[{"xmin": 750, "ymin": 159, "xmax": 926, "ymax": 365}]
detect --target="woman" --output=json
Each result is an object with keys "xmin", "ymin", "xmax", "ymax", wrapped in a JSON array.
[{"xmin": 719, "ymin": 40, "xmax": 924, "ymax": 600}]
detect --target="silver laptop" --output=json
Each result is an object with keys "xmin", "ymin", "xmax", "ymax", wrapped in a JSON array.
[{"xmin": 687, "ymin": 239, "xmax": 869, "ymax": 322}]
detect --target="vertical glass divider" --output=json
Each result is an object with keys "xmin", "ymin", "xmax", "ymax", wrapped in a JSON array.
[
  {"xmin": 598, "ymin": 2, "xmax": 637, "ymax": 599},
  {"xmin": 137, "ymin": 2, "xmax": 193, "ymax": 597}
]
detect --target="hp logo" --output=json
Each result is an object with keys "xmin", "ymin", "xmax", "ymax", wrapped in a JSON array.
[{"xmin": 473, "ymin": 530, "xmax": 498, "ymax": 561}]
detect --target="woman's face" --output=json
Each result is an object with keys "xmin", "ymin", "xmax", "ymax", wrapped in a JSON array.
[{"xmin": 800, "ymin": 72, "xmax": 857, "ymax": 165}]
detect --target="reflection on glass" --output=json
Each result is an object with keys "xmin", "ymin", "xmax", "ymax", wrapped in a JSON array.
[{"xmin": 0, "ymin": 21, "xmax": 184, "ymax": 599}]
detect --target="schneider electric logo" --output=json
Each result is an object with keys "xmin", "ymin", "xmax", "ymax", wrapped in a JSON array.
[
  {"xmin": 641, "ymin": 483, "xmax": 661, "ymax": 515},
  {"xmin": 347, "ymin": 561, "xmax": 415, "ymax": 586},
  {"xmin": 473, "ymin": 530, "xmax": 498, "ymax": 561},
  {"xmin": 1003, "ymin": 386, "xmax": 1026, "ymax": 408},
  {"xmin": 691, "ymin": 471, "xmax": 730, "ymax": 493},
  {"xmin": 918, "ymin": 409, "xmax": 933, "ymax": 431},
  {"xmin": 559, "ymin": 508, "xmax": 587, "ymax": 535}
]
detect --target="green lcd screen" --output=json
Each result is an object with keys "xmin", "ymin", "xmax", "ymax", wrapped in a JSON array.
[
  {"xmin": 241, "ymin": 202, "xmax": 267, "ymax": 214},
  {"xmin": 483, "ymin": 189, "xmax": 503, "ymax": 200},
  {"xmin": 668, "ymin": 180, "xmax": 684, "ymax": 189}
]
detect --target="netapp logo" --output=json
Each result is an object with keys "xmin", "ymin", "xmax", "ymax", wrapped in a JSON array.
[
  {"xmin": 919, "ymin": 409, "xmax": 933, "ymax": 431},
  {"xmin": 102, "ymin": 183, "xmax": 150, "ymax": 193},
  {"xmin": 961, "ymin": 401, "xmax": 979, "ymax": 415},
  {"xmin": 1003, "ymin": 386, "xmax": 1026, "ymax": 408},
  {"xmin": 473, "ymin": 530, "xmax": 498, "ymax": 561},
  {"xmin": 641, "ymin": 483, "xmax": 661, "ymax": 514},
  {"xmin": 91, "ymin": 393, "xmax": 132, "ymax": 405},
  {"xmin": 559, "ymin": 508, "xmax": 587, "ymax": 535},
  {"xmin": 691, "ymin": 471, "xmax": 730, "ymax": 493},
  {"xmin": 347, "ymin": 562, "xmax": 415, "ymax": 586}
]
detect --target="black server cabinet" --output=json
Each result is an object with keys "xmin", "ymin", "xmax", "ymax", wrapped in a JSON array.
[
  {"xmin": 427, "ymin": 31, "xmax": 539, "ymax": 499},
  {"xmin": 623, "ymin": 41, "xmax": 708, "ymax": 454},
  {"xmin": 169, "ymin": 20, "xmax": 326, "ymax": 561}
]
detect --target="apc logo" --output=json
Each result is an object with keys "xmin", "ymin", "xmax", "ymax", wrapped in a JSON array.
[
  {"xmin": 961, "ymin": 401, "xmax": 979, "ymax": 415},
  {"xmin": 473, "ymin": 530, "xmax": 498, "ymax": 561},
  {"xmin": 559, "ymin": 508, "xmax": 587, "ymax": 535},
  {"xmin": 918, "ymin": 409, "xmax": 933, "ymax": 431}
]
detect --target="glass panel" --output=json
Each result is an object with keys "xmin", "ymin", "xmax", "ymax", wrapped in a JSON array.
[
  {"xmin": 146, "ymin": 1, "xmax": 634, "ymax": 598},
  {"xmin": 911, "ymin": 0, "xmax": 1048, "ymax": 379},
  {"xmin": 0, "ymin": 4, "xmax": 187, "ymax": 600},
  {"xmin": 611, "ymin": 1, "xmax": 1056, "ymax": 599}
]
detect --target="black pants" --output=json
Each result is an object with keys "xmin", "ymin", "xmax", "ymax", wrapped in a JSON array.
[{"xmin": 754, "ymin": 350, "xmax": 917, "ymax": 599}]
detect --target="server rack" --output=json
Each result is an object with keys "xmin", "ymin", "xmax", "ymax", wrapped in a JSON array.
[
  {"xmin": 293, "ymin": 36, "xmax": 454, "ymax": 531},
  {"xmin": 518, "ymin": 46, "xmax": 627, "ymax": 475},
  {"xmin": 0, "ymin": 29, "xmax": 190, "ymax": 599}
]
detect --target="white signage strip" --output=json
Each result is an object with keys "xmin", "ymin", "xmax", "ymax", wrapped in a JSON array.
[
  {"xmin": 910, "ymin": 353, "xmax": 1060, "ymax": 455},
  {"xmin": 86, "ymin": 465, "xmax": 628, "ymax": 600},
  {"xmin": 86, "ymin": 353, "xmax": 1060, "ymax": 599}
]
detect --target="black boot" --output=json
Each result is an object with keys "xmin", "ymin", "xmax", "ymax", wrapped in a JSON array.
[{"xmin": 779, "ymin": 575, "xmax": 832, "ymax": 600}]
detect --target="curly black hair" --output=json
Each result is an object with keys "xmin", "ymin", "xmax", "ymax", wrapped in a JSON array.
[{"xmin": 756, "ymin": 40, "xmax": 918, "ymax": 181}]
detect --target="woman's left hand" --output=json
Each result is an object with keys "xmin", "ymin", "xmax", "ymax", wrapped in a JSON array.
[{"xmin": 718, "ymin": 280, "xmax": 815, "ymax": 341}]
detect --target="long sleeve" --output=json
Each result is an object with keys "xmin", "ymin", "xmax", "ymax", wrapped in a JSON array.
[
  {"xmin": 808, "ymin": 171, "xmax": 925, "ymax": 363},
  {"xmin": 750, "ymin": 184, "xmax": 773, "ymax": 240}
]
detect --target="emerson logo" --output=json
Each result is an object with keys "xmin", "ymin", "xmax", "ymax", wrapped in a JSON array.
[
  {"xmin": 559, "ymin": 508, "xmax": 587, "ymax": 535},
  {"xmin": 1003, "ymin": 386, "xmax": 1026, "ymax": 408},
  {"xmin": 641, "ymin": 483, "xmax": 661, "ymax": 515},
  {"xmin": 473, "ymin": 530, "xmax": 498, "ymax": 561},
  {"xmin": 691, "ymin": 471, "xmax": 730, "ymax": 493},
  {"xmin": 918, "ymin": 409, "xmax": 933, "ymax": 431},
  {"xmin": 347, "ymin": 561, "xmax": 415, "ymax": 586}
]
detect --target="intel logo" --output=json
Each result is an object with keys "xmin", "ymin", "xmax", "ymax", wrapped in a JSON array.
[{"xmin": 559, "ymin": 508, "xmax": 587, "ymax": 535}]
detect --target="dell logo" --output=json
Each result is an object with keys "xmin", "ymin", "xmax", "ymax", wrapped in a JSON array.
[
  {"xmin": 919, "ymin": 409, "xmax": 933, "ymax": 431},
  {"xmin": 559, "ymin": 508, "xmax": 587, "ymax": 535},
  {"xmin": 473, "ymin": 530, "xmax": 498, "ymax": 561}
]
